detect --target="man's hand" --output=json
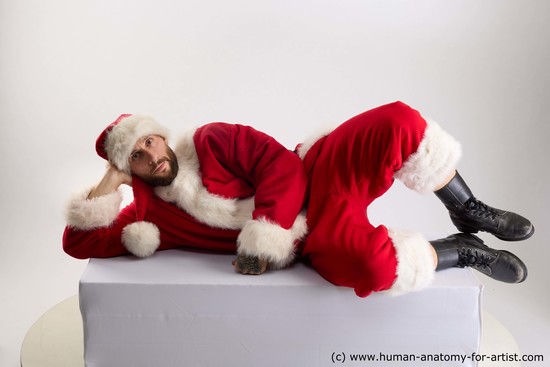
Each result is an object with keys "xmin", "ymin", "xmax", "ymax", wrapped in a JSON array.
[
  {"xmin": 232, "ymin": 254, "xmax": 268, "ymax": 275},
  {"xmin": 87, "ymin": 164, "xmax": 132, "ymax": 199}
]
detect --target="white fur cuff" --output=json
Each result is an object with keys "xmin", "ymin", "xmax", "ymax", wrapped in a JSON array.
[
  {"xmin": 385, "ymin": 228, "xmax": 435, "ymax": 296},
  {"xmin": 122, "ymin": 221, "xmax": 161, "ymax": 257},
  {"xmin": 65, "ymin": 187, "xmax": 123, "ymax": 230},
  {"xmin": 394, "ymin": 120, "xmax": 462, "ymax": 194},
  {"xmin": 237, "ymin": 215, "xmax": 308, "ymax": 270}
]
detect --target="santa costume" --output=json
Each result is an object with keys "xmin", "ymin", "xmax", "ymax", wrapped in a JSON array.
[
  {"xmin": 64, "ymin": 101, "xmax": 528, "ymax": 298},
  {"xmin": 64, "ymin": 116, "xmax": 308, "ymax": 269},
  {"xmin": 295, "ymin": 101, "xmax": 462, "ymax": 296}
]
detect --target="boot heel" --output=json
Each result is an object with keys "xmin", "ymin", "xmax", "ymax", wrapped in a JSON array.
[{"xmin": 451, "ymin": 217, "xmax": 479, "ymax": 234}]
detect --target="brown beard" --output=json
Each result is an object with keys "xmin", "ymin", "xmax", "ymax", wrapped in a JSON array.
[{"xmin": 139, "ymin": 146, "xmax": 179, "ymax": 187}]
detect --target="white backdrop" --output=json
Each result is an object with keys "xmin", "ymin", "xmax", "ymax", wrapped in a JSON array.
[{"xmin": 1, "ymin": 0, "xmax": 549, "ymax": 365}]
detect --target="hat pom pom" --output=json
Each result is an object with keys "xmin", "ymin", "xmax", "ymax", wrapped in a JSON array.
[{"xmin": 122, "ymin": 221, "xmax": 161, "ymax": 257}]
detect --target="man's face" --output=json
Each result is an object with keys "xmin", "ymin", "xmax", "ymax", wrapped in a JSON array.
[{"xmin": 128, "ymin": 135, "xmax": 179, "ymax": 186}]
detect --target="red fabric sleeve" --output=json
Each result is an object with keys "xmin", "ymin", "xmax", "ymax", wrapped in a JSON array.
[
  {"xmin": 62, "ymin": 204, "xmax": 137, "ymax": 259},
  {"xmin": 194, "ymin": 123, "xmax": 307, "ymax": 229}
]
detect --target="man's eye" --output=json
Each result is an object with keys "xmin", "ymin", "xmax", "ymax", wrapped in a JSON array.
[
  {"xmin": 146, "ymin": 138, "xmax": 153, "ymax": 145},
  {"xmin": 131, "ymin": 152, "xmax": 140, "ymax": 161}
]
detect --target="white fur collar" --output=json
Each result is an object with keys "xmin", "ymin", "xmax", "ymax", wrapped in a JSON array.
[{"xmin": 154, "ymin": 129, "xmax": 254, "ymax": 230}]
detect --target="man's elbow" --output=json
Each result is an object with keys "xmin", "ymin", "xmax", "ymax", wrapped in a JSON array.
[{"xmin": 62, "ymin": 227, "xmax": 92, "ymax": 260}]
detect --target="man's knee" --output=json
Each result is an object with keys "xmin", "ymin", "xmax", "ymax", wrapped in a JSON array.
[
  {"xmin": 353, "ymin": 247, "xmax": 398, "ymax": 297},
  {"xmin": 378, "ymin": 101, "xmax": 427, "ymax": 135},
  {"xmin": 308, "ymin": 227, "xmax": 399, "ymax": 298}
]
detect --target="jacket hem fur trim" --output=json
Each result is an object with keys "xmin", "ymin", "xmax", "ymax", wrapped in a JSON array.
[{"xmin": 237, "ymin": 213, "xmax": 308, "ymax": 269}]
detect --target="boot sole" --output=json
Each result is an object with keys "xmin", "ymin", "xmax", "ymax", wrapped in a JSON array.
[
  {"xmin": 453, "ymin": 219, "xmax": 535, "ymax": 242},
  {"xmin": 494, "ymin": 225, "xmax": 535, "ymax": 242}
]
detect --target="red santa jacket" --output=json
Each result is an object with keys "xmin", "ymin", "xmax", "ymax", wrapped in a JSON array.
[{"xmin": 63, "ymin": 123, "xmax": 308, "ymax": 269}]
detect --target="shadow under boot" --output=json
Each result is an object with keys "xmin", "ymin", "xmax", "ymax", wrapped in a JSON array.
[{"xmin": 431, "ymin": 233, "xmax": 527, "ymax": 283}]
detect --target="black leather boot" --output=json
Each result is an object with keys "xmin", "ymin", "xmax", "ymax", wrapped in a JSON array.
[
  {"xmin": 435, "ymin": 172, "xmax": 534, "ymax": 241},
  {"xmin": 431, "ymin": 233, "xmax": 527, "ymax": 283}
]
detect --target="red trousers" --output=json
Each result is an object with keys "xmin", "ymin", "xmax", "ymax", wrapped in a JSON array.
[{"xmin": 301, "ymin": 102, "xmax": 460, "ymax": 297}]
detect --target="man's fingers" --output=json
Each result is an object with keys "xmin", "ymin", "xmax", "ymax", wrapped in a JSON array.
[{"xmin": 233, "ymin": 255, "xmax": 266, "ymax": 275}]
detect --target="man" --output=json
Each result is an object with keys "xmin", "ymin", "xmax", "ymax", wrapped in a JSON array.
[{"xmin": 63, "ymin": 102, "xmax": 534, "ymax": 297}]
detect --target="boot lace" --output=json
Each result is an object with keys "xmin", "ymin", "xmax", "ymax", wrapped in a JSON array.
[
  {"xmin": 465, "ymin": 197, "xmax": 498, "ymax": 221},
  {"xmin": 457, "ymin": 248, "xmax": 494, "ymax": 270}
]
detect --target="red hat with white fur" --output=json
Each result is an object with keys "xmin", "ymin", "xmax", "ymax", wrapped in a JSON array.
[{"xmin": 95, "ymin": 114, "xmax": 170, "ymax": 174}]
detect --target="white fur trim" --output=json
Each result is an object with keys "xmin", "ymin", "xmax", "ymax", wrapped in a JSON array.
[
  {"xmin": 106, "ymin": 115, "xmax": 170, "ymax": 174},
  {"xmin": 155, "ymin": 130, "xmax": 255, "ymax": 230},
  {"xmin": 237, "ymin": 213, "xmax": 308, "ymax": 269},
  {"xmin": 384, "ymin": 229, "xmax": 435, "ymax": 296},
  {"xmin": 122, "ymin": 221, "xmax": 161, "ymax": 257},
  {"xmin": 394, "ymin": 119, "xmax": 462, "ymax": 194},
  {"xmin": 154, "ymin": 130, "xmax": 309, "ymax": 267},
  {"xmin": 65, "ymin": 187, "xmax": 123, "ymax": 229},
  {"xmin": 296, "ymin": 125, "xmax": 335, "ymax": 160},
  {"xmin": 290, "ymin": 212, "xmax": 309, "ymax": 243}
]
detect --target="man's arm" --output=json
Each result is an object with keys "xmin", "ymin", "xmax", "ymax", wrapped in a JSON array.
[
  {"xmin": 194, "ymin": 123, "xmax": 308, "ymax": 273},
  {"xmin": 87, "ymin": 164, "xmax": 132, "ymax": 199},
  {"xmin": 63, "ymin": 165, "xmax": 136, "ymax": 259}
]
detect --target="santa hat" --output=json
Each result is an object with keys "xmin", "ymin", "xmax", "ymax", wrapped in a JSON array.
[{"xmin": 96, "ymin": 114, "xmax": 170, "ymax": 174}]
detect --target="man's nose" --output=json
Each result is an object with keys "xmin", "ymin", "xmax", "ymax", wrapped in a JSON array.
[{"xmin": 145, "ymin": 150, "xmax": 160, "ymax": 165}]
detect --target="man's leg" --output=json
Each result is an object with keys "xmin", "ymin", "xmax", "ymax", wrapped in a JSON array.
[
  {"xmin": 390, "ymin": 106, "xmax": 534, "ymax": 241},
  {"xmin": 303, "ymin": 101, "xmax": 528, "ymax": 297},
  {"xmin": 303, "ymin": 102, "xmax": 444, "ymax": 297}
]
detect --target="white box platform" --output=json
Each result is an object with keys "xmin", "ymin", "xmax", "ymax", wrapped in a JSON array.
[{"xmin": 79, "ymin": 249, "xmax": 483, "ymax": 367}]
